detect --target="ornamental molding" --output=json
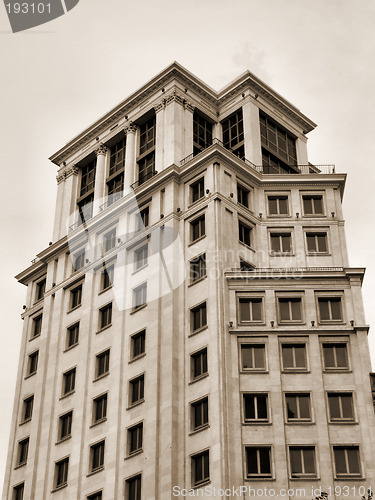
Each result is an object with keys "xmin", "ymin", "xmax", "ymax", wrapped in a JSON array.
[
  {"xmin": 95, "ymin": 144, "xmax": 108, "ymax": 156},
  {"xmin": 124, "ymin": 122, "xmax": 137, "ymax": 134},
  {"xmin": 154, "ymin": 90, "xmax": 195, "ymax": 113},
  {"xmin": 56, "ymin": 165, "xmax": 79, "ymax": 184}
]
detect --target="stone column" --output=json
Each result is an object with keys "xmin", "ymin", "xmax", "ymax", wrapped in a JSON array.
[
  {"xmin": 93, "ymin": 144, "xmax": 108, "ymax": 216},
  {"xmin": 242, "ymin": 99, "xmax": 262, "ymax": 164},
  {"xmin": 154, "ymin": 103, "xmax": 165, "ymax": 174},
  {"xmin": 54, "ymin": 164, "xmax": 79, "ymax": 240},
  {"xmin": 124, "ymin": 122, "xmax": 137, "ymax": 195}
]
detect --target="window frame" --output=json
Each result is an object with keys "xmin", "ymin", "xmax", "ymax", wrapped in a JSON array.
[
  {"xmin": 190, "ymin": 177, "xmax": 205, "ymax": 205},
  {"xmin": 243, "ymin": 393, "xmax": 269, "ymax": 424},
  {"xmin": 238, "ymin": 296, "xmax": 264, "ymax": 324},
  {"xmin": 73, "ymin": 248, "xmax": 85, "ymax": 272},
  {"xmin": 89, "ymin": 440, "xmax": 105, "ymax": 474},
  {"xmin": 321, "ymin": 341, "xmax": 350, "ymax": 372},
  {"xmin": 190, "ymin": 301, "xmax": 207, "ymax": 334},
  {"xmin": 98, "ymin": 302, "xmax": 112, "ymax": 331},
  {"xmin": 134, "ymin": 244, "xmax": 148, "ymax": 271},
  {"xmin": 193, "ymin": 111, "xmax": 213, "ymax": 156},
  {"xmin": 327, "ymin": 392, "xmax": 355, "ymax": 423},
  {"xmin": 58, "ymin": 410, "xmax": 73, "ymax": 442},
  {"xmin": 136, "ymin": 206, "xmax": 149, "ymax": 231},
  {"xmin": 125, "ymin": 473, "xmax": 142, "ymax": 500},
  {"xmin": 332, "ymin": 445, "xmax": 362, "ymax": 478},
  {"xmin": 190, "ymin": 214, "xmax": 206, "ymax": 243},
  {"xmin": 69, "ymin": 284, "xmax": 82, "ymax": 310},
  {"xmin": 284, "ymin": 392, "xmax": 312, "ymax": 423},
  {"xmin": 191, "ymin": 448, "xmax": 210, "ymax": 487},
  {"xmin": 132, "ymin": 282, "xmax": 147, "ymax": 311},
  {"xmin": 12, "ymin": 482, "xmax": 24, "ymax": 500},
  {"xmin": 305, "ymin": 230, "xmax": 329, "ymax": 254},
  {"xmin": 269, "ymin": 231, "xmax": 293, "ymax": 255},
  {"xmin": 277, "ymin": 295, "xmax": 304, "ymax": 324},
  {"xmin": 87, "ymin": 491, "xmax": 103, "ymax": 500},
  {"xmin": 190, "ymin": 347, "xmax": 208, "ymax": 382},
  {"xmin": 222, "ymin": 108, "xmax": 245, "ymax": 159},
  {"xmin": 26, "ymin": 350, "xmax": 39, "ymax": 377},
  {"xmin": 288, "ymin": 446, "xmax": 317, "ymax": 479},
  {"xmin": 127, "ymin": 421, "xmax": 143, "ymax": 456},
  {"xmin": 35, "ymin": 277, "xmax": 46, "ymax": 302},
  {"xmin": 103, "ymin": 228, "xmax": 116, "ymax": 254},
  {"xmin": 189, "ymin": 253, "xmax": 207, "ymax": 284},
  {"xmin": 267, "ymin": 193, "xmax": 290, "ymax": 217},
  {"xmin": 238, "ymin": 219, "xmax": 253, "ymax": 248},
  {"xmin": 301, "ymin": 192, "xmax": 325, "ymax": 217},
  {"xmin": 190, "ymin": 396, "xmax": 209, "ymax": 432},
  {"xmin": 101, "ymin": 264, "xmax": 114, "ymax": 292},
  {"xmin": 16, "ymin": 437, "xmax": 29, "ymax": 467},
  {"xmin": 244, "ymin": 445, "xmax": 273, "ymax": 479},
  {"xmin": 21, "ymin": 395, "xmax": 34, "ymax": 423},
  {"xmin": 54, "ymin": 456, "xmax": 69, "ymax": 490},
  {"xmin": 95, "ymin": 349, "xmax": 110, "ymax": 380},
  {"xmin": 239, "ymin": 341, "xmax": 267, "ymax": 373},
  {"xmin": 237, "ymin": 183, "xmax": 250, "ymax": 209},
  {"xmin": 129, "ymin": 374, "xmax": 145, "ymax": 407},
  {"xmin": 31, "ymin": 314, "xmax": 42, "ymax": 339},
  {"xmin": 66, "ymin": 322, "xmax": 79, "ymax": 350},
  {"xmin": 92, "ymin": 392, "xmax": 108, "ymax": 425},
  {"xmin": 280, "ymin": 342, "xmax": 308, "ymax": 372},
  {"xmin": 316, "ymin": 294, "xmax": 344, "ymax": 324},
  {"xmin": 130, "ymin": 329, "xmax": 146, "ymax": 361},
  {"xmin": 62, "ymin": 368, "xmax": 76, "ymax": 397}
]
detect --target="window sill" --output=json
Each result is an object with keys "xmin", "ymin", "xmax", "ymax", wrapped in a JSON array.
[
  {"xmin": 191, "ymin": 479, "xmax": 211, "ymax": 490},
  {"xmin": 240, "ymin": 369, "xmax": 268, "ymax": 374},
  {"xmin": 189, "ymin": 424, "xmax": 209, "ymax": 436},
  {"xmin": 242, "ymin": 421, "xmax": 271, "ymax": 426},
  {"xmin": 267, "ymin": 214, "xmax": 291, "ymax": 218},
  {"xmin": 282, "ymin": 369, "xmax": 310, "ymax": 374},
  {"xmin": 125, "ymin": 449, "xmax": 143, "ymax": 460},
  {"xmin": 19, "ymin": 418, "xmax": 32, "ymax": 426},
  {"xmin": 189, "ymin": 275, "xmax": 207, "ymax": 288},
  {"xmin": 90, "ymin": 418, "xmax": 107, "ymax": 428},
  {"xmin": 334, "ymin": 476, "xmax": 364, "ymax": 481},
  {"xmin": 55, "ymin": 435, "xmax": 72, "ymax": 445},
  {"xmin": 132, "ymin": 264, "xmax": 148, "ymax": 275},
  {"xmin": 238, "ymin": 241, "xmax": 255, "ymax": 251},
  {"xmin": 127, "ymin": 399, "xmax": 145, "ymax": 410},
  {"xmin": 188, "ymin": 235, "xmax": 206, "ymax": 247},
  {"xmin": 129, "ymin": 353, "xmax": 146, "ymax": 364},
  {"xmin": 188, "ymin": 325, "xmax": 208, "ymax": 338},
  {"xmin": 244, "ymin": 476, "xmax": 274, "ymax": 482},
  {"xmin": 307, "ymin": 252, "xmax": 331, "ymax": 256},
  {"xmin": 86, "ymin": 467, "xmax": 104, "ymax": 478},
  {"xmin": 67, "ymin": 304, "xmax": 82, "ymax": 314},
  {"xmin": 302, "ymin": 214, "xmax": 326, "ymax": 218},
  {"xmin": 98, "ymin": 286, "xmax": 112, "ymax": 296},
  {"xmin": 33, "ymin": 298, "xmax": 44, "ymax": 306},
  {"xmin": 278, "ymin": 321, "xmax": 305, "ymax": 326},
  {"xmin": 189, "ymin": 373, "xmax": 209, "ymax": 385},
  {"xmin": 329, "ymin": 420, "xmax": 357, "ymax": 425},
  {"xmin": 14, "ymin": 463, "xmax": 26, "ymax": 470},
  {"xmin": 63, "ymin": 343, "xmax": 79, "ymax": 353},
  {"xmin": 24, "ymin": 372, "xmax": 37, "ymax": 380},
  {"xmin": 238, "ymin": 321, "xmax": 265, "ymax": 326},
  {"xmin": 96, "ymin": 324, "xmax": 112, "ymax": 335},
  {"xmin": 93, "ymin": 373, "xmax": 109, "ymax": 383},
  {"xmin": 29, "ymin": 333, "xmax": 41, "ymax": 342},
  {"xmin": 290, "ymin": 475, "xmax": 319, "ymax": 481},
  {"xmin": 188, "ymin": 197, "xmax": 205, "ymax": 210},
  {"xmin": 130, "ymin": 304, "xmax": 147, "ymax": 315},
  {"xmin": 323, "ymin": 368, "xmax": 351, "ymax": 373},
  {"xmin": 285, "ymin": 420, "xmax": 314, "ymax": 425},
  {"xmin": 318, "ymin": 320, "xmax": 345, "ymax": 325},
  {"xmin": 270, "ymin": 252, "xmax": 295, "ymax": 257},
  {"xmin": 59, "ymin": 391, "xmax": 75, "ymax": 401},
  {"xmin": 51, "ymin": 484, "xmax": 68, "ymax": 493}
]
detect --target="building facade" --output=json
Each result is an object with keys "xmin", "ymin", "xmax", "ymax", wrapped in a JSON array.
[{"xmin": 3, "ymin": 63, "xmax": 375, "ymax": 500}]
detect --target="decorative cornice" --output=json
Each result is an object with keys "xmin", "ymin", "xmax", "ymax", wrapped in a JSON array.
[
  {"xmin": 56, "ymin": 165, "xmax": 79, "ymax": 184},
  {"xmin": 155, "ymin": 90, "xmax": 195, "ymax": 114},
  {"xmin": 95, "ymin": 144, "xmax": 108, "ymax": 156},
  {"xmin": 124, "ymin": 122, "xmax": 137, "ymax": 134}
]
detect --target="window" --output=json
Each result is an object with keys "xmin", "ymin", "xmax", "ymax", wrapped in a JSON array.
[
  {"xmin": 137, "ymin": 206, "xmax": 149, "ymax": 230},
  {"xmin": 27, "ymin": 351, "xmax": 38, "ymax": 376},
  {"xmin": 239, "ymin": 259, "xmax": 254, "ymax": 271},
  {"xmin": 303, "ymin": 194, "xmax": 324, "ymax": 216},
  {"xmin": 191, "ymin": 397, "xmax": 209, "ymax": 431},
  {"xmin": 333, "ymin": 446, "xmax": 361, "ymax": 477},
  {"xmin": 131, "ymin": 330, "xmax": 146, "ymax": 360},
  {"xmin": 87, "ymin": 492, "xmax": 102, "ymax": 500},
  {"xmin": 322, "ymin": 343, "xmax": 349, "ymax": 370},
  {"xmin": 281, "ymin": 344, "xmax": 307, "ymax": 370},
  {"xmin": 191, "ymin": 348, "xmax": 208, "ymax": 380},
  {"xmin": 285, "ymin": 394, "xmax": 311, "ymax": 422},
  {"xmin": 289, "ymin": 447, "xmax": 316, "ymax": 478},
  {"xmin": 107, "ymin": 174, "xmax": 124, "ymax": 206},
  {"xmin": 109, "ymin": 136, "xmax": 126, "ymax": 177},
  {"xmin": 54, "ymin": 457, "xmax": 69, "ymax": 489},
  {"xmin": 137, "ymin": 116, "xmax": 156, "ymax": 186},
  {"xmin": 90, "ymin": 441, "xmax": 105, "ymax": 473},
  {"xmin": 190, "ymin": 254, "xmax": 206, "ymax": 283},
  {"xmin": 70, "ymin": 284, "xmax": 82, "ymax": 309},
  {"xmin": 306, "ymin": 232, "xmax": 328, "ymax": 253},
  {"xmin": 99, "ymin": 303, "xmax": 112, "ymax": 330},
  {"xmin": 268, "ymin": 195, "xmax": 289, "ymax": 216},
  {"xmin": 191, "ymin": 450, "xmax": 210, "ymax": 486},
  {"xmin": 36, "ymin": 278, "xmax": 46, "ymax": 301},
  {"xmin": 95, "ymin": 350, "xmax": 110, "ymax": 379},
  {"xmin": 12, "ymin": 483, "xmax": 24, "ymax": 500},
  {"xmin": 104, "ymin": 228, "xmax": 116, "ymax": 253},
  {"xmin": 245, "ymin": 447, "xmax": 272, "ymax": 478},
  {"xmin": 101, "ymin": 264, "xmax": 114, "ymax": 291},
  {"xmin": 66, "ymin": 323, "xmax": 79, "ymax": 349},
  {"xmin": 129, "ymin": 375, "xmax": 144, "ymax": 405},
  {"xmin": 243, "ymin": 394, "xmax": 268, "ymax": 422},
  {"xmin": 22, "ymin": 395, "xmax": 34, "ymax": 423},
  {"xmin": 32, "ymin": 314, "xmax": 42, "ymax": 338},
  {"xmin": 134, "ymin": 245, "xmax": 148, "ymax": 270},
  {"xmin": 318, "ymin": 297, "xmax": 343, "ymax": 322},
  {"xmin": 190, "ymin": 215, "xmax": 205, "ymax": 242},
  {"xmin": 241, "ymin": 344, "xmax": 266, "ymax": 371},
  {"xmin": 93, "ymin": 393, "xmax": 107, "ymax": 423},
  {"xmin": 191, "ymin": 302, "xmax": 207, "ymax": 333},
  {"xmin": 58, "ymin": 411, "xmax": 72, "ymax": 441},
  {"xmin": 125, "ymin": 474, "xmax": 141, "ymax": 500},
  {"xmin": 78, "ymin": 196, "xmax": 93, "ymax": 225},
  {"xmin": 222, "ymin": 109, "xmax": 244, "ymax": 159},
  {"xmin": 328, "ymin": 393, "xmax": 354, "ymax": 422},
  {"xmin": 237, "ymin": 184, "xmax": 250, "ymax": 208},
  {"xmin": 128, "ymin": 423, "xmax": 143, "ymax": 455},
  {"xmin": 17, "ymin": 437, "xmax": 29, "ymax": 466},
  {"xmin": 133, "ymin": 283, "xmax": 147, "ymax": 310},
  {"xmin": 278, "ymin": 298, "xmax": 303, "ymax": 323},
  {"xmin": 73, "ymin": 249, "xmax": 85, "ymax": 271},
  {"xmin": 238, "ymin": 298, "xmax": 263, "ymax": 323},
  {"xmin": 238, "ymin": 220, "xmax": 252, "ymax": 247},
  {"xmin": 80, "ymin": 160, "xmax": 96, "ymax": 197},
  {"xmin": 62, "ymin": 368, "xmax": 76, "ymax": 396},
  {"xmin": 190, "ymin": 178, "xmax": 204, "ymax": 204},
  {"xmin": 193, "ymin": 112, "xmax": 212, "ymax": 155},
  {"xmin": 270, "ymin": 233, "xmax": 292, "ymax": 253},
  {"xmin": 260, "ymin": 112, "xmax": 297, "ymax": 173}
]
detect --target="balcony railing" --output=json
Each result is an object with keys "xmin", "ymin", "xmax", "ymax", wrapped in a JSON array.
[
  {"xmin": 99, "ymin": 192, "xmax": 123, "ymax": 212},
  {"xmin": 231, "ymin": 266, "xmax": 344, "ymax": 273},
  {"xmin": 130, "ymin": 170, "xmax": 158, "ymax": 190}
]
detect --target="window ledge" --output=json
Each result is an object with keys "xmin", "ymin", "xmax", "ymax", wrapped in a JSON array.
[
  {"xmin": 334, "ymin": 476, "xmax": 364, "ymax": 481},
  {"xmin": 86, "ymin": 467, "xmax": 104, "ymax": 478},
  {"xmin": 59, "ymin": 391, "xmax": 75, "ymax": 401},
  {"xmin": 240, "ymin": 369, "xmax": 268, "ymax": 374},
  {"xmin": 191, "ymin": 480, "xmax": 211, "ymax": 490},
  {"xmin": 33, "ymin": 298, "xmax": 44, "ymax": 306},
  {"xmin": 24, "ymin": 372, "xmax": 37, "ymax": 380},
  {"xmin": 278, "ymin": 321, "xmax": 305, "ymax": 326},
  {"xmin": 242, "ymin": 421, "xmax": 271, "ymax": 426},
  {"xmin": 319, "ymin": 320, "xmax": 345, "ymax": 325},
  {"xmin": 282, "ymin": 369, "xmax": 310, "ymax": 374},
  {"xmin": 285, "ymin": 421, "xmax": 314, "ymax": 425},
  {"xmin": 329, "ymin": 420, "xmax": 357, "ymax": 425},
  {"xmin": 307, "ymin": 252, "xmax": 331, "ymax": 256},
  {"xmin": 93, "ymin": 372, "xmax": 109, "ymax": 383},
  {"xmin": 189, "ymin": 373, "xmax": 209, "ymax": 385},
  {"xmin": 267, "ymin": 214, "xmax": 291, "ymax": 218},
  {"xmin": 29, "ymin": 333, "xmax": 41, "ymax": 342},
  {"xmin": 188, "ymin": 235, "xmax": 206, "ymax": 247},
  {"xmin": 130, "ymin": 304, "xmax": 147, "ymax": 315},
  {"xmin": 189, "ymin": 275, "xmax": 207, "ymax": 288},
  {"xmin": 289, "ymin": 476, "xmax": 319, "ymax": 481},
  {"xmin": 14, "ymin": 463, "xmax": 26, "ymax": 470},
  {"xmin": 51, "ymin": 484, "xmax": 68, "ymax": 493},
  {"xmin": 129, "ymin": 353, "xmax": 146, "ymax": 364},
  {"xmin": 127, "ymin": 399, "xmax": 145, "ymax": 410},
  {"xmin": 55, "ymin": 435, "xmax": 72, "ymax": 445},
  {"xmin": 19, "ymin": 418, "xmax": 31, "ymax": 426},
  {"xmin": 270, "ymin": 252, "xmax": 295, "ymax": 257},
  {"xmin": 238, "ymin": 241, "xmax": 255, "ymax": 251},
  {"xmin": 125, "ymin": 449, "xmax": 143, "ymax": 460},
  {"xmin": 323, "ymin": 369, "xmax": 351, "ymax": 373},
  {"xmin": 90, "ymin": 418, "xmax": 107, "ymax": 428},
  {"xmin": 302, "ymin": 214, "xmax": 326, "ymax": 218},
  {"xmin": 98, "ymin": 286, "xmax": 113, "ymax": 296},
  {"xmin": 239, "ymin": 321, "xmax": 265, "ymax": 326},
  {"xmin": 244, "ymin": 476, "xmax": 274, "ymax": 482},
  {"xmin": 189, "ymin": 424, "xmax": 210, "ymax": 436},
  {"xmin": 188, "ymin": 325, "xmax": 208, "ymax": 338},
  {"xmin": 96, "ymin": 324, "xmax": 112, "ymax": 335},
  {"xmin": 188, "ymin": 198, "xmax": 205, "ymax": 210},
  {"xmin": 63, "ymin": 343, "xmax": 79, "ymax": 353},
  {"xmin": 67, "ymin": 304, "xmax": 82, "ymax": 314},
  {"xmin": 132, "ymin": 264, "xmax": 149, "ymax": 275}
]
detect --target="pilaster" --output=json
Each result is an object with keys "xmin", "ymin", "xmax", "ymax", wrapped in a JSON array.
[
  {"xmin": 93, "ymin": 144, "xmax": 108, "ymax": 216},
  {"xmin": 124, "ymin": 123, "xmax": 137, "ymax": 195},
  {"xmin": 242, "ymin": 99, "xmax": 262, "ymax": 164},
  {"xmin": 53, "ymin": 163, "xmax": 79, "ymax": 240}
]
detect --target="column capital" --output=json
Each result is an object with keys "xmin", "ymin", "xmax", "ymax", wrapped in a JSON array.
[
  {"xmin": 95, "ymin": 143, "xmax": 108, "ymax": 156},
  {"xmin": 56, "ymin": 164, "xmax": 79, "ymax": 184},
  {"xmin": 154, "ymin": 90, "xmax": 195, "ymax": 113},
  {"xmin": 124, "ymin": 122, "xmax": 137, "ymax": 134}
]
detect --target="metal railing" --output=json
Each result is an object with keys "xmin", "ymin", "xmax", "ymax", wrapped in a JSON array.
[
  {"xmin": 99, "ymin": 192, "xmax": 123, "ymax": 212},
  {"xmin": 130, "ymin": 170, "xmax": 158, "ymax": 190},
  {"xmin": 231, "ymin": 266, "xmax": 344, "ymax": 273}
]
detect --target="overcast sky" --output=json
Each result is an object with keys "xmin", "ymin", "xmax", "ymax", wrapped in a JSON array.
[{"xmin": 1, "ymin": 0, "xmax": 375, "ymax": 490}]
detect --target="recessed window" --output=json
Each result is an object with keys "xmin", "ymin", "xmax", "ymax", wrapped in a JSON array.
[
  {"xmin": 190, "ymin": 178, "xmax": 204, "ymax": 204},
  {"xmin": 289, "ymin": 446, "xmax": 316, "ymax": 478},
  {"xmin": 95, "ymin": 350, "xmax": 110, "ymax": 379},
  {"xmin": 238, "ymin": 298, "xmax": 263, "ymax": 323},
  {"xmin": 93, "ymin": 393, "xmax": 107, "ymax": 423},
  {"xmin": 27, "ymin": 351, "xmax": 39, "ymax": 377},
  {"xmin": 240, "ymin": 259, "xmax": 254, "ymax": 271},
  {"xmin": 191, "ymin": 397, "xmax": 209, "ymax": 431},
  {"xmin": 278, "ymin": 297, "xmax": 303, "ymax": 323},
  {"xmin": 128, "ymin": 423, "xmax": 143, "ymax": 455},
  {"xmin": 191, "ymin": 302, "xmax": 207, "ymax": 333},
  {"xmin": 245, "ymin": 446, "xmax": 272, "ymax": 478},
  {"xmin": 87, "ymin": 491, "xmax": 102, "ymax": 500},
  {"xmin": 306, "ymin": 232, "xmax": 328, "ymax": 253},
  {"xmin": 303, "ymin": 194, "xmax": 324, "ymax": 216},
  {"xmin": 107, "ymin": 174, "xmax": 124, "ymax": 206},
  {"xmin": 103, "ymin": 228, "xmax": 116, "ymax": 253},
  {"xmin": 190, "ymin": 254, "xmax": 206, "ymax": 283},
  {"xmin": 281, "ymin": 344, "xmax": 307, "ymax": 371},
  {"xmin": 191, "ymin": 348, "xmax": 208, "ymax": 381},
  {"xmin": 131, "ymin": 330, "xmax": 146, "ymax": 360},
  {"xmin": 108, "ymin": 137, "xmax": 125, "ymax": 203},
  {"xmin": 32, "ymin": 314, "xmax": 42, "ymax": 338},
  {"xmin": 22, "ymin": 395, "xmax": 34, "ymax": 423},
  {"xmin": 78, "ymin": 159, "xmax": 96, "ymax": 224},
  {"xmin": 125, "ymin": 474, "xmax": 141, "ymax": 500},
  {"xmin": 129, "ymin": 375, "xmax": 144, "ymax": 406},
  {"xmin": 190, "ymin": 215, "xmax": 205, "ymax": 242},
  {"xmin": 328, "ymin": 393, "xmax": 354, "ymax": 422},
  {"xmin": 238, "ymin": 220, "xmax": 252, "ymax": 247},
  {"xmin": 268, "ymin": 195, "xmax": 289, "ymax": 216},
  {"xmin": 193, "ymin": 112, "xmax": 212, "ymax": 156},
  {"xmin": 260, "ymin": 112, "xmax": 297, "ymax": 173},
  {"xmin": 134, "ymin": 245, "xmax": 148, "ymax": 270},
  {"xmin": 285, "ymin": 394, "xmax": 311, "ymax": 422},
  {"xmin": 333, "ymin": 446, "xmax": 361, "ymax": 477},
  {"xmin": 137, "ymin": 116, "xmax": 156, "ymax": 186},
  {"xmin": 270, "ymin": 233, "xmax": 292, "ymax": 253},
  {"xmin": 137, "ymin": 207, "xmax": 149, "ymax": 231},
  {"xmin": 66, "ymin": 323, "xmax": 79, "ymax": 349},
  {"xmin": 78, "ymin": 196, "xmax": 94, "ymax": 226},
  {"xmin": 73, "ymin": 249, "xmax": 85, "ymax": 272},
  {"xmin": 70, "ymin": 285, "xmax": 82, "ymax": 309},
  {"xmin": 17, "ymin": 437, "xmax": 29, "ymax": 467},
  {"xmin": 191, "ymin": 450, "xmax": 210, "ymax": 486},
  {"xmin": 54, "ymin": 457, "xmax": 69, "ymax": 489},
  {"xmin": 243, "ymin": 394, "xmax": 268, "ymax": 423},
  {"xmin": 99, "ymin": 303, "xmax": 112, "ymax": 330},
  {"xmin": 222, "ymin": 109, "xmax": 244, "ymax": 159},
  {"xmin": 12, "ymin": 483, "xmax": 24, "ymax": 500},
  {"xmin": 237, "ymin": 184, "xmax": 249, "ymax": 208},
  {"xmin": 62, "ymin": 368, "xmax": 76, "ymax": 396},
  {"xmin": 101, "ymin": 265, "xmax": 114, "ymax": 291},
  {"xmin": 58, "ymin": 411, "xmax": 72, "ymax": 441},
  {"xmin": 322, "ymin": 343, "xmax": 349, "ymax": 370},
  {"xmin": 318, "ymin": 297, "xmax": 343, "ymax": 322},
  {"xmin": 36, "ymin": 278, "xmax": 46, "ymax": 301},
  {"xmin": 241, "ymin": 344, "xmax": 266, "ymax": 371},
  {"xmin": 90, "ymin": 441, "xmax": 105, "ymax": 473},
  {"xmin": 133, "ymin": 283, "xmax": 147, "ymax": 310}
]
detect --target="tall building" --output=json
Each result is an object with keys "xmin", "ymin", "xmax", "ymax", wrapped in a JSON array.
[{"xmin": 3, "ymin": 62, "xmax": 375, "ymax": 500}]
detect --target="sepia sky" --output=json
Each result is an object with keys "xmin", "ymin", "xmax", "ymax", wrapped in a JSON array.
[{"xmin": 1, "ymin": 0, "xmax": 375, "ymax": 489}]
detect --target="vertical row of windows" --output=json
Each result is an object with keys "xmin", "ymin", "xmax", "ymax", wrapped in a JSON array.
[
  {"xmin": 107, "ymin": 137, "xmax": 126, "ymax": 206},
  {"xmin": 222, "ymin": 109, "xmax": 244, "ymax": 159},
  {"xmin": 137, "ymin": 115, "xmax": 156, "ymax": 186}
]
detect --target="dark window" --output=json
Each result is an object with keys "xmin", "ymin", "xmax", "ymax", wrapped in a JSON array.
[
  {"xmin": 238, "ymin": 220, "xmax": 252, "ymax": 247},
  {"xmin": 138, "ymin": 154, "xmax": 155, "ymax": 185},
  {"xmin": 134, "ymin": 245, "xmax": 148, "ymax": 270},
  {"xmin": 58, "ymin": 411, "xmax": 72, "ymax": 441},
  {"xmin": 246, "ymin": 447, "xmax": 272, "ymax": 478},
  {"xmin": 289, "ymin": 447, "xmax": 316, "ymax": 477},
  {"xmin": 87, "ymin": 492, "xmax": 102, "ymax": 500},
  {"xmin": 22, "ymin": 395, "xmax": 34, "ymax": 423},
  {"xmin": 102, "ymin": 264, "xmax": 114, "ymax": 291},
  {"xmin": 17, "ymin": 438, "xmax": 29, "ymax": 466},
  {"xmin": 222, "ymin": 109, "xmax": 244, "ymax": 159},
  {"xmin": 318, "ymin": 297, "xmax": 343, "ymax": 322},
  {"xmin": 333, "ymin": 446, "xmax": 361, "ymax": 477},
  {"xmin": 303, "ymin": 195, "xmax": 324, "ymax": 215},
  {"xmin": 70, "ymin": 285, "xmax": 82, "ymax": 309},
  {"xmin": 66, "ymin": 323, "xmax": 79, "ymax": 349},
  {"xmin": 191, "ymin": 397, "xmax": 209, "ymax": 431},
  {"xmin": 107, "ymin": 174, "xmax": 124, "ymax": 206},
  {"xmin": 278, "ymin": 298, "xmax": 302, "ymax": 322},
  {"xmin": 270, "ymin": 233, "xmax": 292, "ymax": 253},
  {"xmin": 128, "ymin": 423, "xmax": 143, "ymax": 455},
  {"xmin": 104, "ymin": 229, "xmax": 116, "ymax": 253},
  {"xmin": 240, "ymin": 260, "xmax": 254, "ymax": 271},
  {"xmin": 80, "ymin": 160, "xmax": 96, "ymax": 197},
  {"xmin": 137, "ymin": 207, "xmax": 149, "ymax": 230},
  {"xmin": 133, "ymin": 283, "xmax": 147, "ymax": 310},
  {"xmin": 95, "ymin": 350, "xmax": 110, "ymax": 379},
  {"xmin": 239, "ymin": 298, "xmax": 262, "ymax": 322},
  {"xmin": 73, "ymin": 249, "xmax": 85, "ymax": 272},
  {"xmin": 190, "ymin": 254, "xmax": 206, "ymax": 283},
  {"xmin": 192, "ymin": 450, "xmax": 210, "ymax": 486},
  {"xmin": 322, "ymin": 343, "xmax": 348, "ymax": 370},
  {"xmin": 131, "ymin": 330, "xmax": 146, "ymax": 359},
  {"xmin": 36, "ymin": 278, "xmax": 46, "ymax": 301},
  {"xmin": 62, "ymin": 368, "xmax": 76, "ymax": 396},
  {"xmin": 12, "ymin": 483, "xmax": 24, "ymax": 500},
  {"xmin": 99, "ymin": 303, "xmax": 112, "ymax": 330},
  {"xmin": 137, "ymin": 116, "xmax": 156, "ymax": 185},
  {"xmin": 285, "ymin": 394, "xmax": 311, "ymax": 421},
  {"xmin": 126, "ymin": 475, "xmax": 141, "ymax": 500},
  {"xmin": 243, "ymin": 394, "xmax": 268, "ymax": 422},
  {"xmin": 191, "ymin": 302, "xmax": 207, "ymax": 332},
  {"xmin": 282, "ymin": 344, "xmax": 307, "ymax": 370},
  {"xmin": 32, "ymin": 314, "xmax": 42, "ymax": 338},
  {"xmin": 268, "ymin": 195, "xmax": 289, "ymax": 215},
  {"xmin": 130, "ymin": 375, "xmax": 144, "ymax": 405},
  {"xmin": 27, "ymin": 351, "xmax": 39, "ymax": 376},
  {"xmin": 190, "ymin": 178, "xmax": 204, "ymax": 204},
  {"xmin": 93, "ymin": 394, "xmax": 107, "ymax": 423},
  {"xmin": 78, "ymin": 196, "xmax": 94, "ymax": 225},
  {"xmin": 328, "ymin": 393, "xmax": 354, "ymax": 422},
  {"xmin": 139, "ymin": 116, "xmax": 156, "ymax": 156},
  {"xmin": 55, "ymin": 457, "xmax": 69, "ymax": 488},
  {"xmin": 241, "ymin": 344, "xmax": 266, "ymax": 371},
  {"xmin": 190, "ymin": 215, "xmax": 205, "ymax": 242},
  {"xmin": 191, "ymin": 348, "xmax": 208, "ymax": 380},
  {"xmin": 90, "ymin": 441, "xmax": 105, "ymax": 472},
  {"xmin": 260, "ymin": 112, "xmax": 297, "ymax": 172},
  {"xmin": 306, "ymin": 232, "xmax": 328, "ymax": 253},
  {"xmin": 193, "ymin": 112, "xmax": 212, "ymax": 155},
  {"xmin": 109, "ymin": 137, "xmax": 126, "ymax": 178},
  {"xmin": 237, "ymin": 184, "xmax": 249, "ymax": 208}
]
